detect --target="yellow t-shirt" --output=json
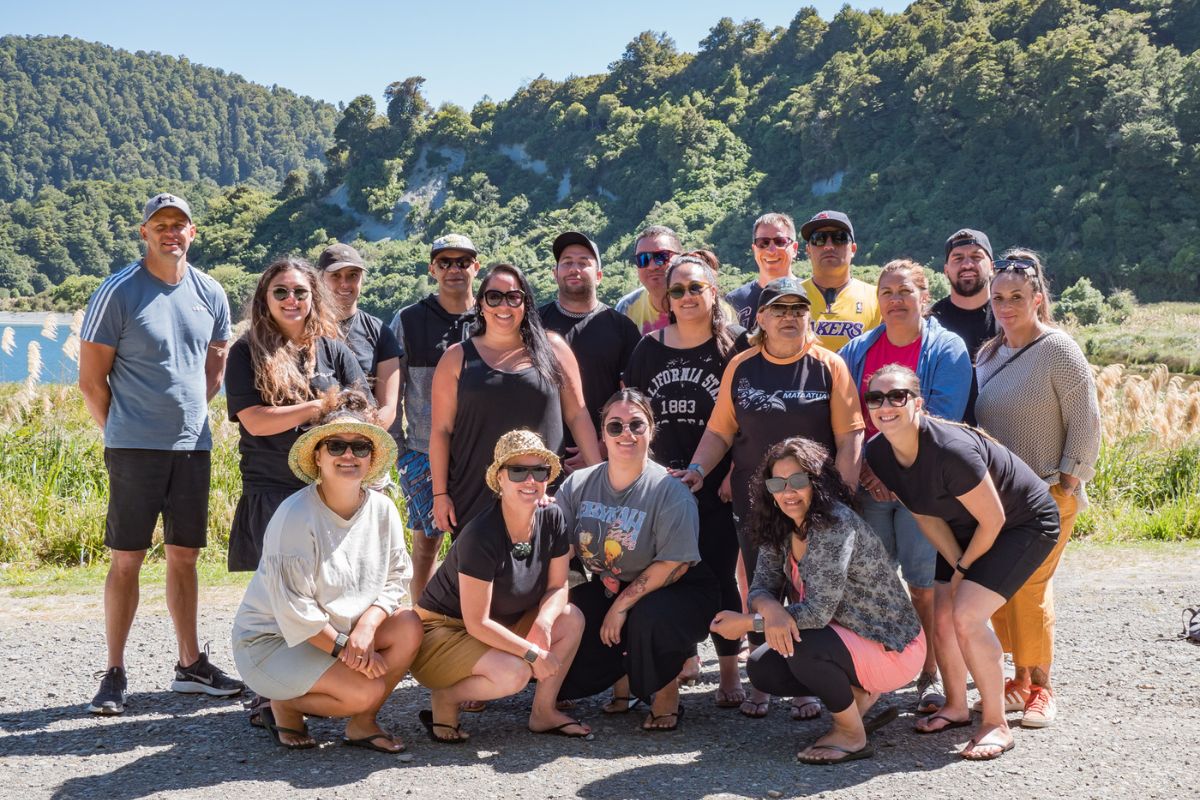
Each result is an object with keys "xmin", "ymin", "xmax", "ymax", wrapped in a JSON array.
[
  {"xmin": 616, "ymin": 287, "xmax": 740, "ymax": 336},
  {"xmin": 802, "ymin": 277, "xmax": 881, "ymax": 351}
]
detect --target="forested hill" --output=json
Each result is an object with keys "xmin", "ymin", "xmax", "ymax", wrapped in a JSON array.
[{"xmin": 3, "ymin": 0, "xmax": 1200, "ymax": 313}]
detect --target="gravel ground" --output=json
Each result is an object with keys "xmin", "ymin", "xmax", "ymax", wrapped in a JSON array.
[{"xmin": 1, "ymin": 543, "xmax": 1197, "ymax": 800}]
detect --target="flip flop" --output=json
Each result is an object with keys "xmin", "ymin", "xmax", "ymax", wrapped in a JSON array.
[
  {"xmin": 714, "ymin": 688, "xmax": 747, "ymax": 708},
  {"xmin": 342, "ymin": 732, "xmax": 406, "ymax": 754},
  {"xmin": 797, "ymin": 742, "xmax": 875, "ymax": 766},
  {"xmin": 914, "ymin": 713, "xmax": 973, "ymax": 734},
  {"xmin": 642, "ymin": 706, "xmax": 684, "ymax": 732},
  {"xmin": 790, "ymin": 696, "xmax": 822, "ymax": 720},
  {"xmin": 863, "ymin": 706, "xmax": 900, "ymax": 734},
  {"xmin": 261, "ymin": 707, "xmax": 316, "ymax": 750},
  {"xmin": 739, "ymin": 699, "xmax": 769, "ymax": 718},
  {"xmin": 602, "ymin": 696, "xmax": 641, "ymax": 715},
  {"xmin": 418, "ymin": 709, "xmax": 469, "ymax": 744},
  {"xmin": 530, "ymin": 719, "xmax": 593, "ymax": 739},
  {"xmin": 961, "ymin": 729, "xmax": 1016, "ymax": 760}
]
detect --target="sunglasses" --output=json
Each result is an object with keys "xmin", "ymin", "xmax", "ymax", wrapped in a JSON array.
[
  {"xmin": 504, "ymin": 464, "xmax": 552, "ymax": 483},
  {"xmin": 765, "ymin": 471, "xmax": 812, "ymax": 494},
  {"xmin": 483, "ymin": 289, "xmax": 526, "ymax": 308},
  {"xmin": 753, "ymin": 236, "xmax": 794, "ymax": 250},
  {"xmin": 864, "ymin": 388, "xmax": 917, "ymax": 409},
  {"xmin": 270, "ymin": 286, "xmax": 310, "ymax": 302},
  {"xmin": 320, "ymin": 438, "xmax": 374, "ymax": 458},
  {"xmin": 433, "ymin": 256, "xmax": 475, "ymax": 271},
  {"xmin": 807, "ymin": 230, "xmax": 852, "ymax": 247},
  {"xmin": 765, "ymin": 302, "xmax": 809, "ymax": 318},
  {"xmin": 604, "ymin": 419, "xmax": 649, "ymax": 437},
  {"xmin": 993, "ymin": 258, "xmax": 1037, "ymax": 274},
  {"xmin": 667, "ymin": 281, "xmax": 712, "ymax": 300},
  {"xmin": 634, "ymin": 250, "xmax": 677, "ymax": 269}
]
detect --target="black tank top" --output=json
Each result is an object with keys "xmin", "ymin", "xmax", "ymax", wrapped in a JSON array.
[{"xmin": 447, "ymin": 338, "xmax": 564, "ymax": 537}]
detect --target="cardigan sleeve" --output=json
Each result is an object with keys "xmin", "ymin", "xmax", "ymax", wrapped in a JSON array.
[
  {"xmin": 1049, "ymin": 337, "xmax": 1101, "ymax": 482},
  {"xmin": 747, "ymin": 545, "xmax": 786, "ymax": 608},
  {"xmin": 783, "ymin": 525, "xmax": 855, "ymax": 630}
]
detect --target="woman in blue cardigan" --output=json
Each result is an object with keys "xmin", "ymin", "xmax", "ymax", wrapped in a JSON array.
[{"xmin": 838, "ymin": 258, "xmax": 971, "ymax": 722}]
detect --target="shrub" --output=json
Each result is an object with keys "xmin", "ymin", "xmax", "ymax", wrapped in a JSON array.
[
  {"xmin": 1105, "ymin": 288, "xmax": 1136, "ymax": 324},
  {"xmin": 1057, "ymin": 277, "xmax": 1107, "ymax": 326}
]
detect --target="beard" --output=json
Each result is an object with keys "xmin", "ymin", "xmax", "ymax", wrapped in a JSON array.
[
  {"xmin": 952, "ymin": 274, "xmax": 988, "ymax": 297},
  {"xmin": 559, "ymin": 280, "xmax": 596, "ymax": 302}
]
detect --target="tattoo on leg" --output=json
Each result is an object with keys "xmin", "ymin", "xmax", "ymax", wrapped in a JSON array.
[{"xmin": 1030, "ymin": 667, "xmax": 1050, "ymax": 687}]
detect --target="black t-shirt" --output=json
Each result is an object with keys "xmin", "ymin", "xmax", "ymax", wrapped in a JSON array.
[
  {"xmin": 340, "ymin": 309, "xmax": 402, "ymax": 380},
  {"xmin": 930, "ymin": 297, "xmax": 997, "ymax": 362},
  {"xmin": 225, "ymin": 336, "xmax": 366, "ymax": 492},
  {"xmin": 866, "ymin": 416, "xmax": 1057, "ymax": 543},
  {"xmin": 419, "ymin": 502, "xmax": 570, "ymax": 626},
  {"xmin": 538, "ymin": 301, "xmax": 641, "ymax": 444},
  {"xmin": 622, "ymin": 326, "xmax": 746, "ymax": 509}
]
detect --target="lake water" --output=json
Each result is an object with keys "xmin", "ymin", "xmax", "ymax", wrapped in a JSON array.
[{"xmin": 0, "ymin": 321, "xmax": 77, "ymax": 384}]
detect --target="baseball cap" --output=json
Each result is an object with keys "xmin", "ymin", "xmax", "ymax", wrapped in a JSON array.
[
  {"xmin": 141, "ymin": 193, "xmax": 193, "ymax": 225},
  {"xmin": 757, "ymin": 276, "xmax": 811, "ymax": 311},
  {"xmin": 799, "ymin": 210, "xmax": 854, "ymax": 242},
  {"xmin": 317, "ymin": 242, "xmax": 366, "ymax": 272},
  {"xmin": 944, "ymin": 228, "xmax": 993, "ymax": 261},
  {"xmin": 430, "ymin": 233, "xmax": 478, "ymax": 259},
  {"xmin": 552, "ymin": 231, "xmax": 602, "ymax": 269}
]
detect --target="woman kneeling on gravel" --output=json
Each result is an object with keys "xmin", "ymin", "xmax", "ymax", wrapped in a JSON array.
[
  {"xmin": 232, "ymin": 391, "xmax": 422, "ymax": 753},
  {"xmin": 710, "ymin": 437, "xmax": 925, "ymax": 765},
  {"xmin": 409, "ymin": 430, "xmax": 589, "ymax": 743}
]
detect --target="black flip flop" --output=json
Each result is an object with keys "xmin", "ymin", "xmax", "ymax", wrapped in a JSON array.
[
  {"xmin": 864, "ymin": 705, "xmax": 900, "ymax": 734},
  {"xmin": 342, "ymin": 732, "xmax": 406, "ymax": 754},
  {"xmin": 530, "ymin": 719, "xmax": 593, "ymax": 739},
  {"xmin": 419, "ymin": 709, "xmax": 469, "ymax": 744},
  {"xmin": 602, "ymin": 695, "xmax": 641, "ymax": 715},
  {"xmin": 914, "ymin": 713, "xmax": 973, "ymax": 734},
  {"xmin": 261, "ymin": 707, "xmax": 316, "ymax": 750},
  {"xmin": 797, "ymin": 742, "xmax": 875, "ymax": 765},
  {"xmin": 642, "ymin": 705, "xmax": 684, "ymax": 732}
]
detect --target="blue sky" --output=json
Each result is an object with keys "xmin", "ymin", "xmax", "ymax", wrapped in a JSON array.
[{"xmin": 7, "ymin": 1, "xmax": 910, "ymax": 110}]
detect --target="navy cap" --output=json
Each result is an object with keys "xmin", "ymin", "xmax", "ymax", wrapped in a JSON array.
[
  {"xmin": 757, "ymin": 276, "xmax": 811, "ymax": 311},
  {"xmin": 800, "ymin": 210, "xmax": 854, "ymax": 242},
  {"xmin": 944, "ymin": 228, "xmax": 993, "ymax": 261},
  {"xmin": 552, "ymin": 231, "xmax": 602, "ymax": 269}
]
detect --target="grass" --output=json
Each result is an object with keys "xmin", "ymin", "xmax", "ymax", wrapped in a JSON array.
[{"xmin": 1071, "ymin": 302, "xmax": 1200, "ymax": 375}]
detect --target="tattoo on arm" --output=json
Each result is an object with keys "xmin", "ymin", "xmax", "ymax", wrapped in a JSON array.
[
  {"xmin": 623, "ymin": 572, "xmax": 650, "ymax": 601},
  {"xmin": 663, "ymin": 563, "xmax": 687, "ymax": 586}
]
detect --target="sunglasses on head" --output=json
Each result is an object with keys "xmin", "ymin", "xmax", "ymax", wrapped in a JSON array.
[
  {"xmin": 270, "ymin": 286, "xmax": 310, "ymax": 302},
  {"xmin": 433, "ymin": 255, "xmax": 475, "ymax": 271},
  {"xmin": 604, "ymin": 418, "xmax": 648, "ymax": 437},
  {"xmin": 765, "ymin": 302, "xmax": 809, "ymax": 318},
  {"xmin": 807, "ymin": 230, "xmax": 852, "ymax": 247},
  {"xmin": 753, "ymin": 236, "xmax": 794, "ymax": 250},
  {"xmin": 864, "ymin": 388, "xmax": 917, "ymax": 409},
  {"xmin": 765, "ymin": 471, "xmax": 811, "ymax": 494},
  {"xmin": 667, "ymin": 281, "xmax": 712, "ymax": 300},
  {"xmin": 320, "ymin": 438, "xmax": 374, "ymax": 457},
  {"xmin": 993, "ymin": 258, "xmax": 1037, "ymax": 274},
  {"xmin": 483, "ymin": 289, "xmax": 526, "ymax": 308},
  {"xmin": 504, "ymin": 464, "xmax": 552, "ymax": 482},
  {"xmin": 634, "ymin": 250, "xmax": 677, "ymax": 269}
]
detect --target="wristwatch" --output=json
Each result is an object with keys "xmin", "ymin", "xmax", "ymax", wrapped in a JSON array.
[
  {"xmin": 523, "ymin": 647, "xmax": 540, "ymax": 664},
  {"xmin": 752, "ymin": 613, "xmax": 765, "ymax": 634},
  {"xmin": 331, "ymin": 632, "xmax": 349, "ymax": 659},
  {"xmin": 955, "ymin": 559, "xmax": 970, "ymax": 575},
  {"xmin": 687, "ymin": 462, "xmax": 706, "ymax": 479}
]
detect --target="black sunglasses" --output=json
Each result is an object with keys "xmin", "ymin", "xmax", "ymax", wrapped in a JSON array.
[
  {"xmin": 270, "ymin": 286, "xmax": 310, "ymax": 301},
  {"xmin": 321, "ymin": 438, "xmax": 374, "ymax": 458},
  {"xmin": 483, "ymin": 289, "xmax": 526, "ymax": 308},
  {"xmin": 634, "ymin": 250, "xmax": 677, "ymax": 269},
  {"xmin": 765, "ymin": 471, "xmax": 812, "ymax": 494},
  {"xmin": 667, "ymin": 281, "xmax": 712, "ymax": 300},
  {"xmin": 753, "ymin": 236, "xmax": 794, "ymax": 250},
  {"xmin": 993, "ymin": 258, "xmax": 1037, "ymax": 274},
  {"xmin": 765, "ymin": 302, "xmax": 808, "ymax": 318},
  {"xmin": 604, "ymin": 419, "xmax": 649, "ymax": 437},
  {"xmin": 504, "ymin": 464, "xmax": 552, "ymax": 482},
  {"xmin": 807, "ymin": 230, "xmax": 852, "ymax": 247},
  {"xmin": 864, "ymin": 388, "xmax": 917, "ymax": 409},
  {"xmin": 433, "ymin": 256, "xmax": 475, "ymax": 271}
]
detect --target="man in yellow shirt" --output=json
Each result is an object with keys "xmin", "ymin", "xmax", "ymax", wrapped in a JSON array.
[{"xmin": 799, "ymin": 210, "xmax": 881, "ymax": 351}]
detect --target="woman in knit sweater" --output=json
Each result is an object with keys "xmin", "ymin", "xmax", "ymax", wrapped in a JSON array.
[
  {"xmin": 710, "ymin": 437, "xmax": 925, "ymax": 765},
  {"xmin": 974, "ymin": 250, "xmax": 1101, "ymax": 729}
]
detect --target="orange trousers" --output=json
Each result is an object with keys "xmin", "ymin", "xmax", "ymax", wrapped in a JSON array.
[{"xmin": 991, "ymin": 483, "xmax": 1079, "ymax": 667}]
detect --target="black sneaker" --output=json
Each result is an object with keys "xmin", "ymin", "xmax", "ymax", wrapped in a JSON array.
[
  {"xmin": 88, "ymin": 667, "xmax": 128, "ymax": 715},
  {"xmin": 170, "ymin": 649, "xmax": 245, "ymax": 697}
]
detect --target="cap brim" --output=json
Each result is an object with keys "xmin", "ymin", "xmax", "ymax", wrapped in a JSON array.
[
  {"xmin": 431, "ymin": 246, "xmax": 478, "ymax": 258},
  {"xmin": 323, "ymin": 261, "xmax": 366, "ymax": 272},
  {"xmin": 800, "ymin": 219, "xmax": 852, "ymax": 240},
  {"xmin": 552, "ymin": 232, "xmax": 599, "ymax": 263}
]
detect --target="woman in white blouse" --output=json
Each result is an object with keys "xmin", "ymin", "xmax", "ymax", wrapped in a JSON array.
[{"xmin": 232, "ymin": 390, "xmax": 422, "ymax": 753}]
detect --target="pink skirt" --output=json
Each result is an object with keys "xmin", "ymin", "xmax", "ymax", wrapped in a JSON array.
[{"xmin": 832, "ymin": 624, "xmax": 926, "ymax": 695}]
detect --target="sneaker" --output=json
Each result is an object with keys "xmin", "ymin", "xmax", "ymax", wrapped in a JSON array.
[
  {"xmin": 88, "ymin": 667, "xmax": 127, "ymax": 715},
  {"xmin": 170, "ymin": 648, "xmax": 245, "ymax": 697},
  {"xmin": 972, "ymin": 678, "xmax": 1029, "ymax": 713},
  {"xmin": 915, "ymin": 670, "xmax": 946, "ymax": 713},
  {"xmin": 1020, "ymin": 686, "xmax": 1057, "ymax": 728}
]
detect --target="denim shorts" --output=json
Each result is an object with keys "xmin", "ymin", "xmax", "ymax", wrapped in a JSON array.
[
  {"xmin": 858, "ymin": 492, "xmax": 936, "ymax": 589},
  {"xmin": 396, "ymin": 449, "xmax": 438, "ymax": 536}
]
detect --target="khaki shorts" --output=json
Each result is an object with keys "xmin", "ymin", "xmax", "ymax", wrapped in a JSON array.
[{"xmin": 409, "ymin": 606, "xmax": 535, "ymax": 690}]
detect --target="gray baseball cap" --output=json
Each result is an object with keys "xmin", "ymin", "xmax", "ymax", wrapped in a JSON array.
[
  {"xmin": 430, "ymin": 233, "xmax": 478, "ymax": 258},
  {"xmin": 142, "ymin": 193, "xmax": 193, "ymax": 225}
]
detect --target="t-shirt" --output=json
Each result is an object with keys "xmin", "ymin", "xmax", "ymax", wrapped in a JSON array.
[
  {"xmin": 340, "ymin": 309, "xmax": 402, "ymax": 381},
  {"xmin": 930, "ymin": 297, "xmax": 997, "ymax": 362},
  {"xmin": 859, "ymin": 334, "xmax": 921, "ymax": 438},
  {"xmin": 802, "ymin": 277, "xmax": 882, "ymax": 351},
  {"xmin": 622, "ymin": 327, "xmax": 745, "ymax": 509},
  {"xmin": 389, "ymin": 295, "xmax": 476, "ymax": 452},
  {"xmin": 80, "ymin": 261, "xmax": 231, "ymax": 450},
  {"xmin": 225, "ymin": 337, "xmax": 366, "ymax": 492},
  {"xmin": 418, "ymin": 502, "xmax": 570, "ymax": 626},
  {"xmin": 555, "ymin": 460, "xmax": 701, "ymax": 592},
  {"xmin": 615, "ymin": 287, "xmax": 670, "ymax": 335},
  {"xmin": 538, "ymin": 301, "xmax": 640, "ymax": 443},
  {"xmin": 865, "ymin": 415, "xmax": 1056, "ymax": 543},
  {"xmin": 725, "ymin": 279, "xmax": 764, "ymax": 329}
]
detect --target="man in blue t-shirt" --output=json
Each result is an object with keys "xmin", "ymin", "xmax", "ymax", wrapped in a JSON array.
[
  {"xmin": 79, "ymin": 193, "xmax": 244, "ymax": 715},
  {"xmin": 725, "ymin": 212, "xmax": 801, "ymax": 328}
]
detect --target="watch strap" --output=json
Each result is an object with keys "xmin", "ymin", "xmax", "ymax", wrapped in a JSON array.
[
  {"xmin": 752, "ymin": 613, "xmax": 765, "ymax": 634},
  {"xmin": 331, "ymin": 632, "xmax": 349, "ymax": 659},
  {"xmin": 523, "ymin": 647, "xmax": 540, "ymax": 664}
]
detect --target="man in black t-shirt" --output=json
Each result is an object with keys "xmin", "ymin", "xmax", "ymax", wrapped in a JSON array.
[
  {"xmin": 319, "ymin": 242, "xmax": 402, "ymax": 428},
  {"xmin": 538, "ymin": 231, "xmax": 640, "ymax": 470}
]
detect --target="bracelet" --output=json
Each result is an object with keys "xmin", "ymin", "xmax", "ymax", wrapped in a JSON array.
[
  {"xmin": 687, "ymin": 462, "xmax": 706, "ymax": 479},
  {"xmin": 955, "ymin": 559, "xmax": 970, "ymax": 575},
  {"xmin": 433, "ymin": 491, "xmax": 448, "ymax": 497}
]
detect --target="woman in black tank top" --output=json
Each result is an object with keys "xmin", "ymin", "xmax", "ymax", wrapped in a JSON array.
[{"xmin": 429, "ymin": 264, "xmax": 601, "ymax": 539}]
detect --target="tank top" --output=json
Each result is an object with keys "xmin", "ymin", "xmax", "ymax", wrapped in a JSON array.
[{"xmin": 447, "ymin": 338, "xmax": 564, "ymax": 538}]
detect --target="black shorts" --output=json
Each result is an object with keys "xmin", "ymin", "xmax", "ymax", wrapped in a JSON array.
[
  {"xmin": 935, "ymin": 517, "xmax": 1059, "ymax": 600},
  {"xmin": 104, "ymin": 448, "xmax": 211, "ymax": 551},
  {"xmin": 228, "ymin": 488, "xmax": 298, "ymax": 572}
]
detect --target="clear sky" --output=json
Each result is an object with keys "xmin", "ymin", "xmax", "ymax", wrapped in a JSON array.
[{"xmin": 6, "ymin": 0, "xmax": 910, "ymax": 110}]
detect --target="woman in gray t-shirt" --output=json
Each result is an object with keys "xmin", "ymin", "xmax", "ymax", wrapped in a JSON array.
[{"xmin": 555, "ymin": 389, "xmax": 718, "ymax": 732}]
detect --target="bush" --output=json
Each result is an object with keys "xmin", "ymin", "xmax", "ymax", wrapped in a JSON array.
[
  {"xmin": 1057, "ymin": 277, "xmax": 1107, "ymax": 326},
  {"xmin": 1105, "ymin": 288, "xmax": 1136, "ymax": 324}
]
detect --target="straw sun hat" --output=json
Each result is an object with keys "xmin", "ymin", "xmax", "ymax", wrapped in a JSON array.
[
  {"xmin": 484, "ymin": 430, "xmax": 562, "ymax": 495},
  {"xmin": 289, "ymin": 414, "xmax": 398, "ymax": 484}
]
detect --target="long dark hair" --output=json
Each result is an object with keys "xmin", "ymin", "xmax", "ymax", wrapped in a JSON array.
[
  {"xmin": 749, "ymin": 437, "xmax": 854, "ymax": 549},
  {"xmin": 472, "ymin": 263, "xmax": 562, "ymax": 388},
  {"xmin": 665, "ymin": 255, "xmax": 735, "ymax": 358}
]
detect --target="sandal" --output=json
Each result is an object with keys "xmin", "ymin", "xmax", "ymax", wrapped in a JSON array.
[
  {"xmin": 961, "ymin": 729, "xmax": 1015, "ymax": 760},
  {"xmin": 790, "ymin": 696, "xmax": 822, "ymax": 721},
  {"xmin": 418, "ymin": 709, "xmax": 469, "ymax": 744},
  {"xmin": 914, "ymin": 713, "xmax": 973, "ymax": 734},
  {"xmin": 530, "ymin": 719, "xmax": 593, "ymax": 739},
  {"xmin": 739, "ymin": 699, "xmax": 769, "ymax": 718},
  {"xmin": 342, "ymin": 731, "xmax": 406, "ymax": 754},
  {"xmin": 602, "ymin": 695, "xmax": 641, "ymax": 714},
  {"xmin": 261, "ymin": 707, "xmax": 316, "ymax": 750},
  {"xmin": 714, "ymin": 688, "xmax": 746, "ymax": 708},
  {"xmin": 642, "ymin": 706, "xmax": 684, "ymax": 732},
  {"xmin": 246, "ymin": 692, "xmax": 270, "ymax": 729},
  {"xmin": 797, "ymin": 742, "xmax": 874, "ymax": 765}
]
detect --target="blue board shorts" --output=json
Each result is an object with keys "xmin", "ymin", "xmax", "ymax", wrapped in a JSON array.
[{"xmin": 396, "ymin": 449, "xmax": 438, "ymax": 536}]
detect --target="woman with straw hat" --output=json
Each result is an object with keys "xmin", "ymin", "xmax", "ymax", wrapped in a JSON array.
[
  {"xmin": 410, "ymin": 429, "xmax": 588, "ymax": 743},
  {"xmin": 232, "ymin": 390, "xmax": 422, "ymax": 753}
]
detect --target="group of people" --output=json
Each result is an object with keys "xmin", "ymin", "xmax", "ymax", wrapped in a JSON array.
[{"xmin": 78, "ymin": 193, "xmax": 1101, "ymax": 766}]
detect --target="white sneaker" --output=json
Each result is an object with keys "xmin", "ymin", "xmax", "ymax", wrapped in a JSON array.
[{"xmin": 1020, "ymin": 686, "xmax": 1057, "ymax": 728}]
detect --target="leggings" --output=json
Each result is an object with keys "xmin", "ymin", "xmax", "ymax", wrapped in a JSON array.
[
  {"xmin": 745, "ymin": 626, "xmax": 862, "ymax": 713},
  {"xmin": 699, "ymin": 501, "xmax": 742, "ymax": 657}
]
